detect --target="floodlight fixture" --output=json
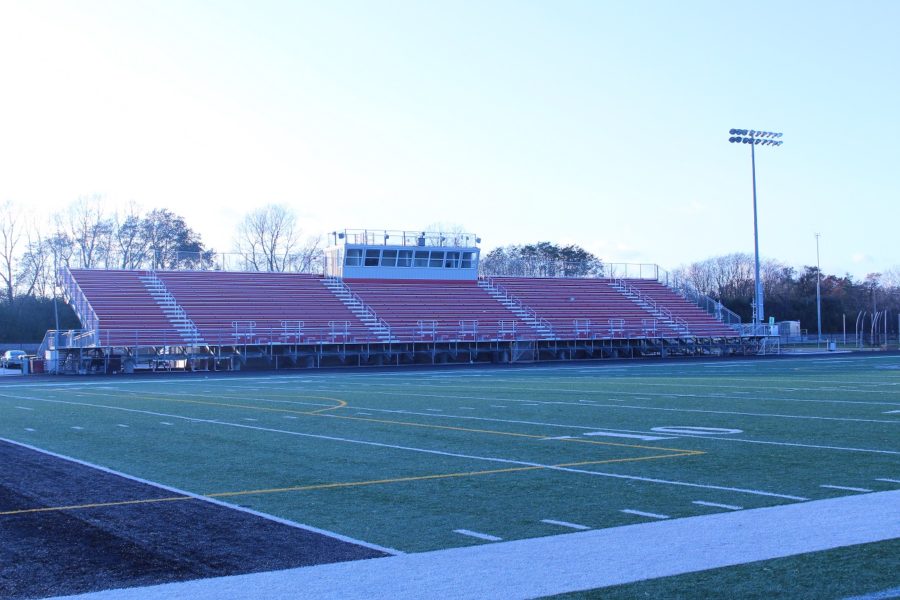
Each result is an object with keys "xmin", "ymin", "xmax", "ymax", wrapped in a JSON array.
[{"xmin": 727, "ymin": 127, "xmax": 785, "ymax": 328}]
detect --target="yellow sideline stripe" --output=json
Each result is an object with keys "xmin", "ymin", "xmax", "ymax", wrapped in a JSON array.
[
  {"xmin": 75, "ymin": 390, "xmax": 700, "ymax": 454},
  {"xmin": 0, "ymin": 451, "xmax": 696, "ymax": 516},
  {"xmin": 205, "ymin": 451, "xmax": 698, "ymax": 499},
  {"xmin": 307, "ymin": 398, "xmax": 348, "ymax": 414},
  {"xmin": 0, "ymin": 495, "xmax": 191, "ymax": 516}
]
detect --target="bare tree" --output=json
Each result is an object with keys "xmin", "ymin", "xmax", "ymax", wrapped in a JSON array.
[
  {"xmin": 46, "ymin": 228, "xmax": 74, "ymax": 291},
  {"xmin": 882, "ymin": 266, "xmax": 900, "ymax": 290},
  {"xmin": 291, "ymin": 234, "xmax": 324, "ymax": 274},
  {"xmin": 0, "ymin": 200, "xmax": 24, "ymax": 302},
  {"xmin": 113, "ymin": 203, "xmax": 149, "ymax": 269},
  {"xmin": 235, "ymin": 204, "xmax": 309, "ymax": 272},
  {"xmin": 62, "ymin": 195, "xmax": 114, "ymax": 269},
  {"xmin": 17, "ymin": 227, "xmax": 50, "ymax": 298},
  {"xmin": 422, "ymin": 222, "xmax": 473, "ymax": 246}
]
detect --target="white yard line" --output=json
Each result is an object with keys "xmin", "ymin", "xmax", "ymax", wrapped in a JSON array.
[
  {"xmin": 0, "ymin": 392, "xmax": 806, "ymax": 501},
  {"xmin": 692, "ymin": 500, "xmax": 743, "ymax": 511},
  {"xmin": 674, "ymin": 436, "xmax": 900, "ymax": 456},
  {"xmin": 112, "ymin": 385, "xmax": 892, "ymax": 458},
  {"xmin": 573, "ymin": 402, "xmax": 898, "ymax": 425},
  {"xmin": 453, "ymin": 529, "xmax": 502, "ymax": 542},
  {"xmin": 345, "ymin": 381, "xmax": 900, "ymax": 407},
  {"xmin": 820, "ymin": 484, "xmax": 873, "ymax": 493},
  {"xmin": 621, "ymin": 509, "xmax": 670, "ymax": 520},
  {"xmin": 541, "ymin": 519, "xmax": 591, "ymax": 530},
  {"xmin": 554, "ymin": 467, "xmax": 808, "ymax": 501},
  {"xmin": 51, "ymin": 490, "xmax": 900, "ymax": 600},
  {"xmin": 302, "ymin": 402, "xmax": 897, "ymax": 456},
  {"xmin": 269, "ymin": 385, "xmax": 900, "ymax": 423},
  {"xmin": 876, "ymin": 478, "xmax": 900, "ymax": 484}
]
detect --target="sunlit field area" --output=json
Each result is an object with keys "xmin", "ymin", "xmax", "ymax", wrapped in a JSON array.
[{"xmin": 2, "ymin": 353, "xmax": 898, "ymax": 599}]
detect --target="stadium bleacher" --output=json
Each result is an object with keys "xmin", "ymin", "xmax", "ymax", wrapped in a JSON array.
[
  {"xmin": 490, "ymin": 277, "xmax": 682, "ymax": 338},
  {"xmin": 156, "ymin": 271, "xmax": 374, "ymax": 344},
  {"xmin": 65, "ymin": 269, "xmax": 737, "ymax": 348},
  {"xmin": 343, "ymin": 279, "xmax": 536, "ymax": 341},
  {"xmin": 627, "ymin": 279, "xmax": 736, "ymax": 337},
  {"xmin": 67, "ymin": 269, "xmax": 183, "ymax": 347}
]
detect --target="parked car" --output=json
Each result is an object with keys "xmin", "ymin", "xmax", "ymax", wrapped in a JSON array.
[{"xmin": 1, "ymin": 350, "xmax": 27, "ymax": 368}]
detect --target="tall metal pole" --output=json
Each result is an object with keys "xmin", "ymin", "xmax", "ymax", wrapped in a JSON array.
[
  {"xmin": 815, "ymin": 233, "xmax": 822, "ymax": 342},
  {"xmin": 729, "ymin": 128, "xmax": 781, "ymax": 332},
  {"xmin": 750, "ymin": 138, "xmax": 763, "ymax": 327}
]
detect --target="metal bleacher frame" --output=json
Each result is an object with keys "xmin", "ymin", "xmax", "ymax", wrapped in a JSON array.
[{"xmin": 40, "ymin": 258, "xmax": 770, "ymax": 375}]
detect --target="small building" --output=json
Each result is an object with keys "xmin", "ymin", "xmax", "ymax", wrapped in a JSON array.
[{"xmin": 325, "ymin": 229, "xmax": 481, "ymax": 281}]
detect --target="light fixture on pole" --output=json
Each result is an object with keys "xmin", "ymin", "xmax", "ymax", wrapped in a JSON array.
[
  {"xmin": 728, "ymin": 128, "xmax": 784, "ymax": 328},
  {"xmin": 815, "ymin": 233, "xmax": 822, "ymax": 343}
]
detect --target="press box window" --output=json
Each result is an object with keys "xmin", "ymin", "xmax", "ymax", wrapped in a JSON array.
[
  {"xmin": 397, "ymin": 250, "xmax": 412, "ymax": 267},
  {"xmin": 460, "ymin": 252, "xmax": 476, "ymax": 268},
  {"xmin": 414, "ymin": 251, "xmax": 429, "ymax": 267},
  {"xmin": 445, "ymin": 252, "xmax": 460, "ymax": 268},
  {"xmin": 381, "ymin": 250, "xmax": 397, "ymax": 267},
  {"xmin": 429, "ymin": 251, "xmax": 445, "ymax": 268},
  {"xmin": 364, "ymin": 249, "xmax": 381, "ymax": 267},
  {"xmin": 345, "ymin": 248, "xmax": 363, "ymax": 266}
]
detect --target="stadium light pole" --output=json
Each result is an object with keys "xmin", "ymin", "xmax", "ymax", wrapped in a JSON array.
[
  {"xmin": 815, "ymin": 233, "xmax": 822, "ymax": 343},
  {"xmin": 728, "ymin": 128, "xmax": 783, "ymax": 328}
]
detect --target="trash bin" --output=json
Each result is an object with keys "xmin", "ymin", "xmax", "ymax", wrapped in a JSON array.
[
  {"xmin": 21, "ymin": 360, "xmax": 30, "ymax": 375},
  {"xmin": 828, "ymin": 341, "xmax": 837, "ymax": 351},
  {"xmin": 32, "ymin": 359, "xmax": 44, "ymax": 373}
]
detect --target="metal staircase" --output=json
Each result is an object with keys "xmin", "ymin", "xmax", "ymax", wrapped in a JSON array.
[
  {"xmin": 139, "ymin": 271, "xmax": 205, "ymax": 345},
  {"xmin": 478, "ymin": 278, "xmax": 555, "ymax": 339},
  {"xmin": 610, "ymin": 279, "xmax": 691, "ymax": 337},
  {"xmin": 321, "ymin": 277, "xmax": 394, "ymax": 342},
  {"xmin": 60, "ymin": 267, "xmax": 100, "ymax": 338}
]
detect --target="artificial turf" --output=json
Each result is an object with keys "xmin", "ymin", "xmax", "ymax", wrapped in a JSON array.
[{"xmin": 0, "ymin": 353, "xmax": 897, "ymax": 596}]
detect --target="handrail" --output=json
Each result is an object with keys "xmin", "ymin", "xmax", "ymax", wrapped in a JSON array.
[
  {"xmin": 482, "ymin": 277, "xmax": 555, "ymax": 337},
  {"xmin": 613, "ymin": 278, "xmax": 690, "ymax": 334},
  {"xmin": 324, "ymin": 276, "xmax": 392, "ymax": 339},
  {"xmin": 142, "ymin": 271, "xmax": 204, "ymax": 343},
  {"xmin": 62, "ymin": 266, "xmax": 100, "ymax": 332},
  {"xmin": 665, "ymin": 272, "xmax": 742, "ymax": 328}
]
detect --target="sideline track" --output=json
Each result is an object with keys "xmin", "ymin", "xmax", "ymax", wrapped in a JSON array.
[{"xmin": 51, "ymin": 489, "xmax": 900, "ymax": 600}]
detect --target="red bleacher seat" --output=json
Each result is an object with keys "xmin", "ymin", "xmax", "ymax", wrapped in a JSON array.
[{"xmin": 344, "ymin": 279, "xmax": 538, "ymax": 342}]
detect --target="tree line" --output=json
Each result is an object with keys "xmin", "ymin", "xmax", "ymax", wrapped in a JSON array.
[
  {"xmin": 1, "ymin": 199, "xmax": 898, "ymax": 342},
  {"xmin": 672, "ymin": 253, "xmax": 900, "ymax": 334},
  {"xmin": 0, "ymin": 197, "xmax": 322, "ymax": 305}
]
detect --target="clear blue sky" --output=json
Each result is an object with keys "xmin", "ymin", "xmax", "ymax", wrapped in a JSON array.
[{"xmin": 1, "ymin": 0, "xmax": 898, "ymax": 278}]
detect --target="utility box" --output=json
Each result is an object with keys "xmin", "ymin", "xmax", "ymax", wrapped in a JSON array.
[{"xmin": 775, "ymin": 321, "xmax": 801, "ymax": 342}]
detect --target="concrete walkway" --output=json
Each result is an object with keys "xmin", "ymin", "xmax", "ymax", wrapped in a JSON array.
[{"xmin": 54, "ymin": 490, "xmax": 900, "ymax": 600}]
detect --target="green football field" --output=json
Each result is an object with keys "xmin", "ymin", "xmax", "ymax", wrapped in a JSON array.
[{"xmin": 1, "ymin": 353, "xmax": 898, "ymax": 597}]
